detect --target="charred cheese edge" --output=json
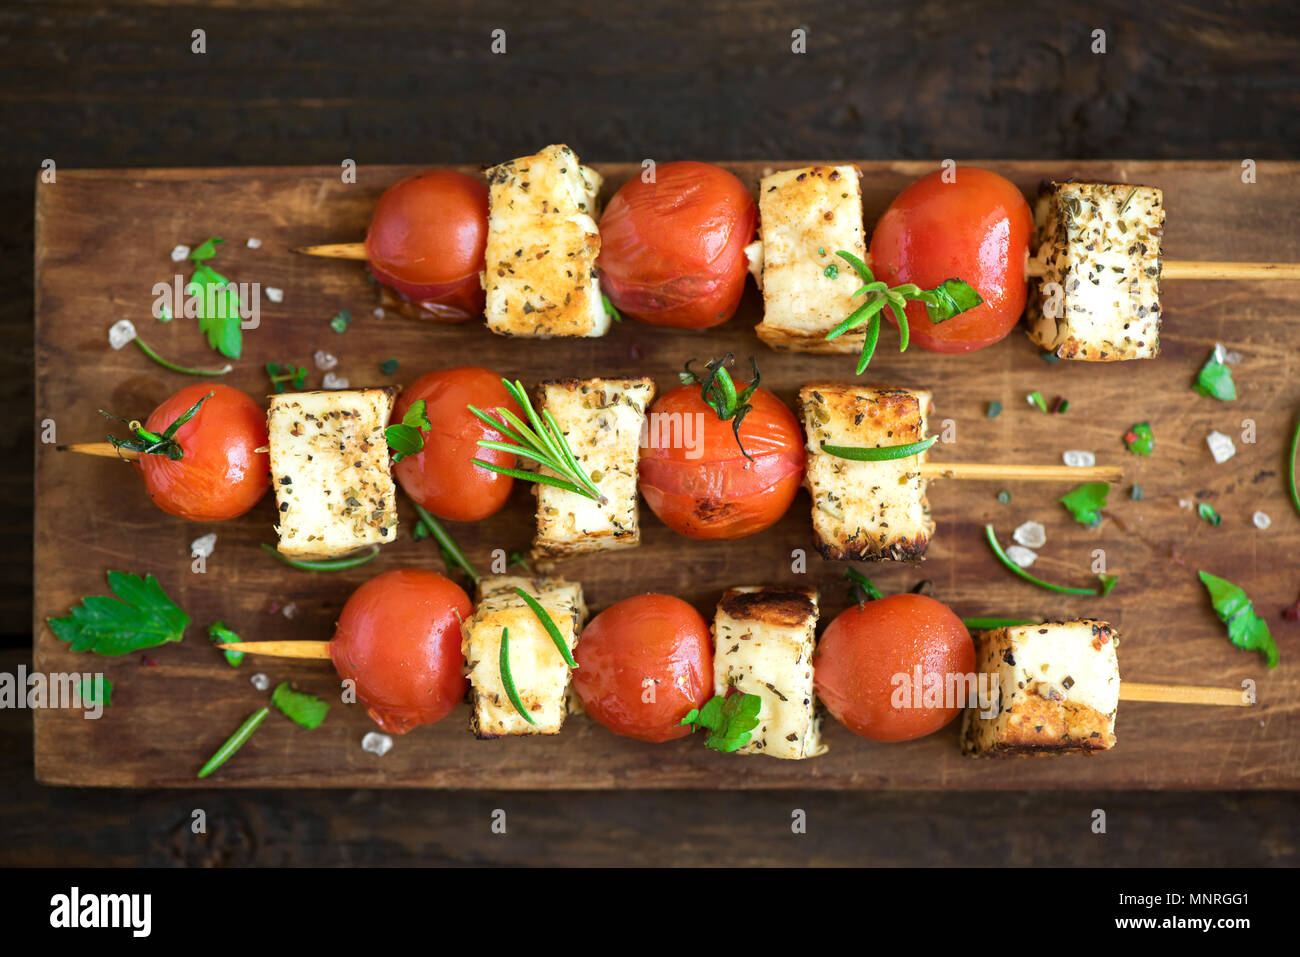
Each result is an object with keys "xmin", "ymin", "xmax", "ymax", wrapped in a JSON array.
[
  {"xmin": 532, "ymin": 377, "xmax": 654, "ymax": 560},
  {"xmin": 754, "ymin": 165, "xmax": 866, "ymax": 353},
  {"xmin": 482, "ymin": 144, "xmax": 608, "ymax": 338},
  {"xmin": 712, "ymin": 586, "xmax": 825, "ymax": 759},
  {"xmin": 267, "ymin": 388, "xmax": 398, "ymax": 559},
  {"xmin": 961, "ymin": 619, "xmax": 1120, "ymax": 757},
  {"xmin": 1026, "ymin": 181, "xmax": 1164, "ymax": 361},
  {"xmin": 797, "ymin": 383, "xmax": 934, "ymax": 562},
  {"xmin": 462, "ymin": 575, "xmax": 587, "ymax": 737}
]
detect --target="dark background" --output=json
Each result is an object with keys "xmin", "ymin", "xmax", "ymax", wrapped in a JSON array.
[{"xmin": 3, "ymin": 0, "xmax": 1299, "ymax": 866}]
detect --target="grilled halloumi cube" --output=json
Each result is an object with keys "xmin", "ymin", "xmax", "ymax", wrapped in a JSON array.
[
  {"xmin": 1026, "ymin": 181, "xmax": 1164, "ymax": 361},
  {"xmin": 532, "ymin": 377, "xmax": 655, "ymax": 560},
  {"xmin": 961, "ymin": 619, "xmax": 1121, "ymax": 756},
  {"xmin": 462, "ymin": 575, "xmax": 587, "ymax": 737},
  {"xmin": 267, "ymin": 388, "xmax": 398, "ymax": 559},
  {"xmin": 712, "ymin": 586, "xmax": 826, "ymax": 759},
  {"xmin": 797, "ymin": 383, "xmax": 934, "ymax": 562},
  {"xmin": 753, "ymin": 165, "xmax": 867, "ymax": 353},
  {"xmin": 482, "ymin": 144, "xmax": 608, "ymax": 338}
]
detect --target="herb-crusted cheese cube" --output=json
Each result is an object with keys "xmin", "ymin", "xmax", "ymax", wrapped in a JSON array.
[
  {"xmin": 462, "ymin": 575, "xmax": 587, "ymax": 737},
  {"xmin": 797, "ymin": 383, "xmax": 934, "ymax": 562},
  {"xmin": 532, "ymin": 377, "xmax": 655, "ymax": 560},
  {"xmin": 754, "ymin": 165, "xmax": 867, "ymax": 353},
  {"xmin": 1026, "ymin": 182, "xmax": 1164, "ymax": 361},
  {"xmin": 961, "ymin": 619, "xmax": 1121, "ymax": 756},
  {"xmin": 712, "ymin": 586, "xmax": 826, "ymax": 760},
  {"xmin": 267, "ymin": 388, "xmax": 398, "ymax": 559},
  {"xmin": 482, "ymin": 144, "xmax": 608, "ymax": 338}
]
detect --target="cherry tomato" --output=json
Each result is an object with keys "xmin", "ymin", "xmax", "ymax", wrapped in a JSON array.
[
  {"xmin": 135, "ymin": 383, "xmax": 269, "ymax": 522},
  {"xmin": 638, "ymin": 382, "xmax": 804, "ymax": 540},
  {"xmin": 572, "ymin": 594, "xmax": 713, "ymax": 742},
  {"xmin": 869, "ymin": 167, "xmax": 1032, "ymax": 353},
  {"xmin": 598, "ymin": 161, "xmax": 757, "ymax": 329},
  {"xmin": 813, "ymin": 594, "xmax": 975, "ymax": 743},
  {"xmin": 330, "ymin": 569, "xmax": 472, "ymax": 734},
  {"xmin": 364, "ymin": 170, "xmax": 489, "ymax": 322},
  {"xmin": 391, "ymin": 367, "xmax": 521, "ymax": 522}
]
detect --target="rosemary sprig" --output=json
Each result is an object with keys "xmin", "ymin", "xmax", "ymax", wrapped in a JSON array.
[
  {"xmin": 681, "ymin": 353, "xmax": 761, "ymax": 461},
  {"xmin": 845, "ymin": 567, "xmax": 883, "ymax": 605},
  {"xmin": 260, "ymin": 543, "xmax": 380, "ymax": 572},
  {"xmin": 410, "ymin": 500, "xmax": 480, "ymax": 585},
  {"xmin": 1289, "ymin": 414, "xmax": 1300, "ymax": 518},
  {"xmin": 984, "ymin": 524, "xmax": 1109, "ymax": 596},
  {"xmin": 820, "ymin": 436, "xmax": 937, "ymax": 462},
  {"xmin": 100, "ymin": 391, "xmax": 213, "ymax": 460},
  {"xmin": 962, "ymin": 617, "xmax": 1036, "ymax": 630},
  {"xmin": 514, "ymin": 586, "xmax": 577, "ymax": 668},
  {"xmin": 133, "ymin": 336, "xmax": 232, "ymax": 377},
  {"xmin": 826, "ymin": 251, "xmax": 984, "ymax": 374},
  {"xmin": 197, "ymin": 706, "xmax": 268, "ymax": 778},
  {"xmin": 468, "ymin": 379, "xmax": 605, "ymax": 503},
  {"xmin": 499, "ymin": 627, "xmax": 537, "ymax": 726}
]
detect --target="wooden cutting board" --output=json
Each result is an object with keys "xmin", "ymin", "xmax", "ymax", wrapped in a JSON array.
[{"xmin": 32, "ymin": 160, "xmax": 1300, "ymax": 788}]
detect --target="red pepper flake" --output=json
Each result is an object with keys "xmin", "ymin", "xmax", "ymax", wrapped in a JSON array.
[
  {"xmin": 1053, "ymin": 396, "xmax": 1069, "ymax": 414},
  {"xmin": 1124, "ymin": 429, "xmax": 1138, "ymax": 445},
  {"xmin": 267, "ymin": 601, "xmax": 281, "ymax": 615},
  {"xmin": 1283, "ymin": 595, "xmax": 1300, "ymax": 622},
  {"xmin": 140, "ymin": 655, "xmax": 158, "ymax": 667}
]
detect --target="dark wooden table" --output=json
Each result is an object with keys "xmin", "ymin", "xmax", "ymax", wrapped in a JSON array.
[{"xmin": 3, "ymin": 0, "xmax": 1299, "ymax": 865}]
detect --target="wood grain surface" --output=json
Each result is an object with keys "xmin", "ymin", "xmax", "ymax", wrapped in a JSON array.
[{"xmin": 31, "ymin": 159, "xmax": 1300, "ymax": 789}]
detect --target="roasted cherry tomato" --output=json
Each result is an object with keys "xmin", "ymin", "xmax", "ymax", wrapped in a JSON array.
[
  {"xmin": 638, "ymin": 373, "xmax": 804, "ymax": 540},
  {"xmin": 364, "ymin": 170, "xmax": 489, "ymax": 322},
  {"xmin": 813, "ymin": 594, "xmax": 975, "ymax": 743},
  {"xmin": 598, "ymin": 161, "xmax": 757, "ymax": 329},
  {"xmin": 572, "ymin": 594, "xmax": 713, "ymax": 742},
  {"xmin": 330, "ymin": 568, "xmax": 472, "ymax": 734},
  {"xmin": 134, "ymin": 383, "xmax": 269, "ymax": 522},
  {"xmin": 391, "ymin": 367, "xmax": 522, "ymax": 522},
  {"xmin": 869, "ymin": 167, "xmax": 1032, "ymax": 353}
]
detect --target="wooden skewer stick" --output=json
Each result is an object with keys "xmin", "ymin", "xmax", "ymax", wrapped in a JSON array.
[
  {"xmin": 56, "ymin": 442, "xmax": 139, "ymax": 461},
  {"xmin": 219, "ymin": 641, "xmax": 333, "ymax": 659},
  {"xmin": 918, "ymin": 462, "xmax": 1122, "ymax": 483},
  {"xmin": 294, "ymin": 243, "xmax": 368, "ymax": 260},
  {"xmin": 1119, "ymin": 681, "xmax": 1250, "ymax": 707},
  {"xmin": 1027, "ymin": 257, "xmax": 1300, "ymax": 282}
]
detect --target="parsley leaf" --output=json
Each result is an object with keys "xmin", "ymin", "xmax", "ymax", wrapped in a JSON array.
[
  {"xmin": 1125, "ymin": 422, "xmax": 1154, "ymax": 456},
  {"xmin": 271, "ymin": 682, "xmax": 330, "ymax": 729},
  {"xmin": 602, "ymin": 294, "xmax": 623, "ymax": 323},
  {"xmin": 1198, "ymin": 502, "xmax": 1222, "ymax": 526},
  {"xmin": 186, "ymin": 239, "xmax": 243, "ymax": 359},
  {"xmin": 681, "ymin": 692, "xmax": 763, "ymax": 752},
  {"xmin": 385, "ymin": 399, "xmax": 431, "ymax": 462},
  {"xmin": 1060, "ymin": 482, "xmax": 1109, "ymax": 527},
  {"xmin": 78, "ymin": 676, "xmax": 112, "ymax": 708},
  {"xmin": 207, "ymin": 621, "xmax": 244, "ymax": 667},
  {"xmin": 1194, "ymin": 348, "xmax": 1237, "ymax": 401},
  {"xmin": 919, "ymin": 278, "xmax": 983, "ymax": 323},
  {"xmin": 1198, "ymin": 570, "xmax": 1278, "ymax": 667},
  {"xmin": 330, "ymin": 309, "xmax": 352, "ymax": 334},
  {"xmin": 265, "ymin": 361, "xmax": 307, "ymax": 395},
  {"xmin": 47, "ymin": 572, "xmax": 190, "ymax": 656},
  {"xmin": 845, "ymin": 567, "xmax": 883, "ymax": 604}
]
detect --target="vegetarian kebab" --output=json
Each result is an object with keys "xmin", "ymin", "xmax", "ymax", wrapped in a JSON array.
[{"xmin": 299, "ymin": 146, "xmax": 1300, "ymax": 372}]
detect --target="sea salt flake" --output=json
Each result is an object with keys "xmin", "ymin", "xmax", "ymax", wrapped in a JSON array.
[
  {"xmin": 372, "ymin": 307, "xmax": 385, "ymax": 319},
  {"xmin": 264, "ymin": 286, "xmax": 284, "ymax": 303},
  {"xmin": 1206, "ymin": 431, "xmax": 1235, "ymax": 463},
  {"xmin": 170, "ymin": 244, "xmax": 191, "ymax": 262},
  {"xmin": 1063, "ymin": 450, "xmax": 1095, "ymax": 468},
  {"xmin": 1013, "ymin": 521, "xmax": 1046, "ymax": 549},
  {"xmin": 250, "ymin": 673, "xmax": 270, "ymax": 691},
  {"xmin": 322, "ymin": 372, "xmax": 349, "ymax": 390},
  {"xmin": 314, "ymin": 350, "xmax": 338, "ymax": 371},
  {"xmin": 1005, "ymin": 545, "xmax": 1038, "ymax": 568},
  {"xmin": 362, "ymin": 732, "xmax": 393, "ymax": 757},
  {"xmin": 190, "ymin": 533, "xmax": 217, "ymax": 558},
  {"xmin": 1253, "ymin": 511, "xmax": 1271, "ymax": 530},
  {"xmin": 281, "ymin": 601, "xmax": 298, "ymax": 620},
  {"xmin": 246, "ymin": 237, "xmax": 262, "ymax": 249},
  {"xmin": 1178, "ymin": 499, "xmax": 1194, "ymax": 510},
  {"xmin": 108, "ymin": 319, "xmax": 137, "ymax": 349}
]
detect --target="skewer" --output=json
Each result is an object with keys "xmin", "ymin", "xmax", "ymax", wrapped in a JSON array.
[
  {"xmin": 57, "ymin": 442, "xmax": 139, "ymax": 461},
  {"xmin": 918, "ymin": 462, "xmax": 1121, "ymax": 483},
  {"xmin": 294, "ymin": 243, "xmax": 367, "ymax": 260},
  {"xmin": 1027, "ymin": 257, "xmax": 1300, "ymax": 282},
  {"xmin": 219, "ymin": 641, "xmax": 332, "ymax": 659},
  {"xmin": 1119, "ymin": 681, "xmax": 1249, "ymax": 706}
]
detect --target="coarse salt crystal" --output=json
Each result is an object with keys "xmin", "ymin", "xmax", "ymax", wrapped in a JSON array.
[
  {"xmin": 1212, "ymin": 342, "xmax": 1226, "ymax": 363},
  {"xmin": 1254, "ymin": 511, "xmax": 1271, "ymax": 530},
  {"xmin": 108, "ymin": 319, "xmax": 137, "ymax": 350},
  {"xmin": 265, "ymin": 287, "xmax": 284, "ymax": 303},
  {"xmin": 1063, "ymin": 450, "xmax": 1095, "ymax": 468},
  {"xmin": 250, "ymin": 673, "xmax": 270, "ymax": 691},
  {"xmin": 1178, "ymin": 499, "xmax": 1194, "ymax": 510},
  {"xmin": 314, "ymin": 350, "xmax": 338, "ymax": 371},
  {"xmin": 362, "ymin": 732, "xmax": 393, "ymax": 757},
  {"xmin": 281, "ymin": 601, "xmax": 298, "ymax": 620},
  {"xmin": 1224, "ymin": 348, "xmax": 1243, "ymax": 364},
  {"xmin": 246, "ymin": 238, "xmax": 262, "ymax": 249},
  {"xmin": 1013, "ymin": 521, "xmax": 1046, "ymax": 549},
  {"xmin": 1206, "ymin": 431, "xmax": 1235, "ymax": 463},
  {"xmin": 322, "ymin": 372, "xmax": 349, "ymax": 390},
  {"xmin": 1005, "ymin": 545, "xmax": 1037, "ymax": 568},
  {"xmin": 372, "ymin": 307, "xmax": 385, "ymax": 319},
  {"xmin": 190, "ymin": 533, "xmax": 217, "ymax": 558},
  {"xmin": 170, "ymin": 245, "xmax": 191, "ymax": 262}
]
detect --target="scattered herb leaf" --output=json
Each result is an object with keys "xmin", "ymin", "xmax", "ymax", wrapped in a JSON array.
[
  {"xmin": 385, "ymin": 399, "xmax": 430, "ymax": 462},
  {"xmin": 997, "ymin": 490, "xmax": 1011, "ymax": 504},
  {"xmin": 1131, "ymin": 484, "xmax": 1144, "ymax": 501},
  {"xmin": 1194, "ymin": 349, "xmax": 1237, "ymax": 401},
  {"xmin": 987, "ymin": 401, "xmax": 1002, "ymax": 419},
  {"xmin": 1198, "ymin": 570, "xmax": 1278, "ymax": 667},
  {"xmin": 198, "ymin": 707, "xmax": 268, "ymax": 778},
  {"xmin": 681, "ymin": 692, "xmax": 763, "ymax": 752},
  {"xmin": 1124, "ymin": 422, "xmax": 1154, "ymax": 456},
  {"xmin": 602, "ymin": 294, "xmax": 623, "ymax": 323},
  {"xmin": 207, "ymin": 621, "xmax": 244, "ymax": 666},
  {"xmin": 380, "ymin": 358, "xmax": 399, "ymax": 375},
  {"xmin": 1060, "ymin": 482, "xmax": 1109, "ymax": 527},
  {"xmin": 1198, "ymin": 502, "xmax": 1223, "ymax": 526},
  {"xmin": 265, "ymin": 362, "xmax": 307, "ymax": 395},
  {"xmin": 1026, "ymin": 391, "xmax": 1047, "ymax": 413},
  {"xmin": 329, "ymin": 308, "xmax": 352, "ymax": 334},
  {"xmin": 272, "ymin": 682, "xmax": 330, "ymax": 729},
  {"xmin": 186, "ymin": 240, "xmax": 242, "ymax": 359}
]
